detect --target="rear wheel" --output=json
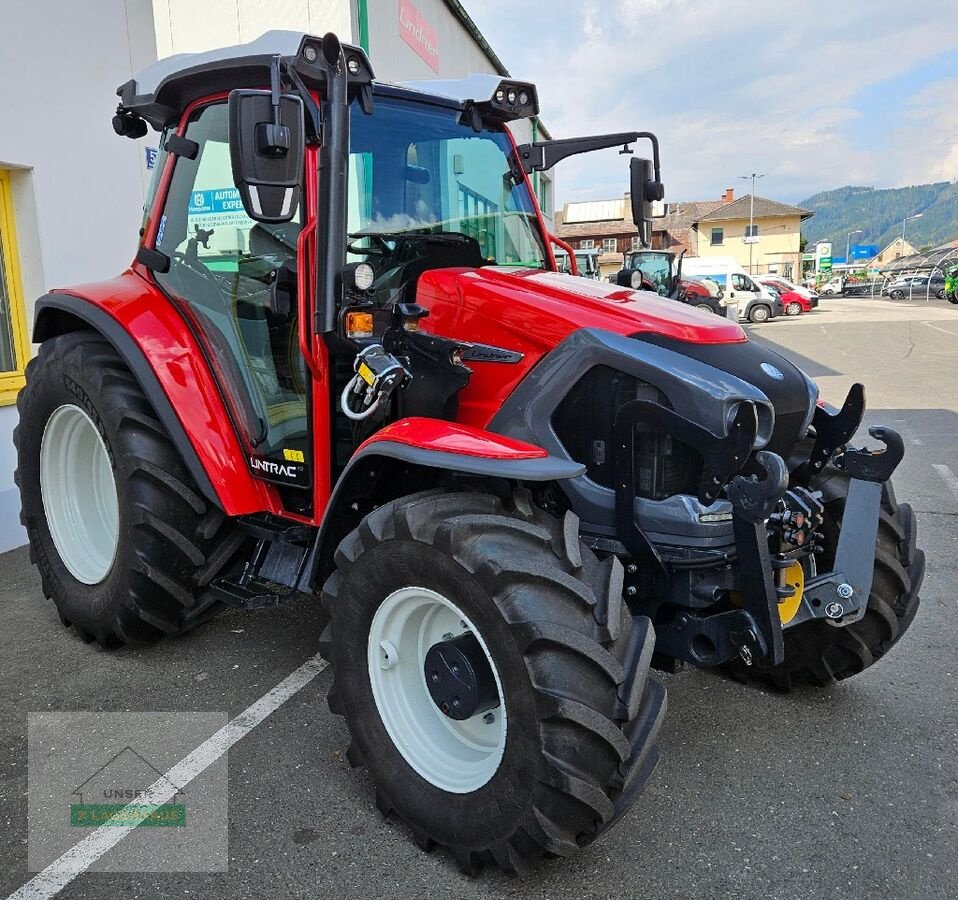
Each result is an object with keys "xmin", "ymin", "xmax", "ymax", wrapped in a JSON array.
[
  {"xmin": 320, "ymin": 490, "xmax": 666, "ymax": 874},
  {"xmin": 748, "ymin": 304, "xmax": 771, "ymax": 323},
  {"xmin": 731, "ymin": 469, "xmax": 923, "ymax": 689},
  {"xmin": 694, "ymin": 301, "xmax": 715, "ymax": 314},
  {"xmin": 936, "ymin": 289, "xmax": 945, "ymax": 300},
  {"xmin": 15, "ymin": 332, "xmax": 241, "ymax": 645},
  {"xmin": 785, "ymin": 301, "xmax": 802, "ymax": 316}
]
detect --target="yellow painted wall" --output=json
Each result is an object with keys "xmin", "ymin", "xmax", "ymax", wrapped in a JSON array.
[{"xmin": 693, "ymin": 214, "xmax": 803, "ymax": 275}]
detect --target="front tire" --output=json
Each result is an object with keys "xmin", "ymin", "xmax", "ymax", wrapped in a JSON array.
[
  {"xmin": 785, "ymin": 301, "xmax": 802, "ymax": 316},
  {"xmin": 748, "ymin": 304, "xmax": 771, "ymax": 323},
  {"xmin": 15, "ymin": 332, "xmax": 240, "ymax": 645},
  {"xmin": 320, "ymin": 490, "xmax": 666, "ymax": 874}
]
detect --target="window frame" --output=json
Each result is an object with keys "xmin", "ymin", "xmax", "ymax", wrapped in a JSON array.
[
  {"xmin": 745, "ymin": 223, "xmax": 759, "ymax": 238},
  {"xmin": 602, "ymin": 237, "xmax": 617, "ymax": 253},
  {"xmin": 710, "ymin": 227, "xmax": 724, "ymax": 246},
  {"xmin": 580, "ymin": 239, "xmax": 595, "ymax": 249},
  {"xmin": 0, "ymin": 170, "xmax": 30, "ymax": 405}
]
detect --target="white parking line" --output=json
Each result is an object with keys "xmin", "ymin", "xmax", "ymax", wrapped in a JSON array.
[
  {"xmin": 922, "ymin": 321, "xmax": 958, "ymax": 337},
  {"xmin": 933, "ymin": 464, "xmax": 958, "ymax": 502},
  {"xmin": 7, "ymin": 654, "xmax": 329, "ymax": 900}
]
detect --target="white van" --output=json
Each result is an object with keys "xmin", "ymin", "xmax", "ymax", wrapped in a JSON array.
[{"xmin": 680, "ymin": 256, "xmax": 783, "ymax": 323}]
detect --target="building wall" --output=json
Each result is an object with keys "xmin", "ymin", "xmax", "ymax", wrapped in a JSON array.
[
  {"xmin": 0, "ymin": 0, "xmax": 157, "ymax": 552},
  {"xmin": 151, "ymin": 0, "xmax": 352, "ymax": 56},
  {"xmin": 693, "ymin": 215, "xmax": 803, "ymax": 277}
]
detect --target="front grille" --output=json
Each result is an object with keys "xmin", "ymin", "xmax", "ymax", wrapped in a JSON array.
[{"xmin": 552, "ymin": 366, "xmax": 702, "ymax": 500}]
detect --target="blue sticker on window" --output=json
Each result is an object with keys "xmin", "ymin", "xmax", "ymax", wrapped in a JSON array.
[{"xmin": 156, "ymin": 214, "xmax": 167, "ymax": 246}]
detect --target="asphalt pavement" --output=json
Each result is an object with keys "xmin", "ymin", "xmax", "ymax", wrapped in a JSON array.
[{"xmin": 1, "ymin": 296, "xmax": 956, "ymax": 899}]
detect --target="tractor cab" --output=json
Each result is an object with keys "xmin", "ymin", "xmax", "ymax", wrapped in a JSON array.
[{"xmin": 113, "ymin": 30, "xmax": 666, "ymax": 517}]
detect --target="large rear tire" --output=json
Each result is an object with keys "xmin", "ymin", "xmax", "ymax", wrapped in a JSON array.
[
  {"xmin": 320, "ymin": 490, "xmax": 666, "ymax": 874},
  {"xmin": 15, "ymin": 332, "xmax": 241, "ymax": 645},
  {"xmin": 732, "ymin": 470, "xmax": 923, "ymax": 689}
]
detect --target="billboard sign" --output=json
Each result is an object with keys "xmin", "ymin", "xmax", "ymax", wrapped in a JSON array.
[
  {"xmin": 851, "ymin": 244, "xmax": 878, "ymax": 260},
  {"xmin": 816, "ymin": 241, "xmax": 832, "ymax": 272}
]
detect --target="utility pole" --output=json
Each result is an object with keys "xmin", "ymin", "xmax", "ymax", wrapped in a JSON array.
[
  {"xmin": 902, "ymin": 213, "xmax": 923, "ymax": 251},
  {"xmin": 738, "ymin": 173, "xmax": 766, "ymax": 274}
]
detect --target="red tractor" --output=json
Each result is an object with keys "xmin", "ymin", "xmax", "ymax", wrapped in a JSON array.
[{"xmin": 16, "ymin": 31, "xmax": 923, "ymax": 874}]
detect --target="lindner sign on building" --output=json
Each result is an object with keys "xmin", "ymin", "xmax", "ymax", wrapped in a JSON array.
[{"xmin": 400, "ymin": 0, "xmax": 440, "ymax": 73}]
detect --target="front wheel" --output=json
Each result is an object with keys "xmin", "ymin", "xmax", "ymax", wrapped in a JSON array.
[
  {"xmin": 320, "ymin": 491, "xmax": 665, "ymax": 874},
  {"xmin": 785, "ymin": 301, "xmax": 802, "ymax": 316},
  {"xmin": 890, "ymin": 289, "xmax": 904, "ymax": 300},
  {"xmin": 748, "ymin": 304, "xmax": 771, "ymax": 323},
  {"xmin": 936, "ymin": 289, "xmax": 945, "ymax": 300}
]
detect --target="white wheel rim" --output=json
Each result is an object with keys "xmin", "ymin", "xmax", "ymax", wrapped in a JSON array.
[
  {"xmin": 40, "ymin": 404, "xmax": 120, "ymax": 585},
  {"xmin": 367, "ymin": 586, "xmax": 507, "ymax": 793}
]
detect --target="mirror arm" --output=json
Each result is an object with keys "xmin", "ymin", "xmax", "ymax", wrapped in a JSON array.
[
  {"xmin": 513, "ymin": 131, "xmax": 661, "ymax": 182},
  {"xmin": 282, "ymin": 61, "xmax": 322, "ymax": 143}
]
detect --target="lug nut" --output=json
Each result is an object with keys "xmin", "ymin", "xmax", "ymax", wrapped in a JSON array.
[
  {"xmin": 837, "ymin": 583, "xmax": 853, "ymax": 599},
  {"xmin": 483, "ymin": 712, "xmax": 495, "ymax": 725}
]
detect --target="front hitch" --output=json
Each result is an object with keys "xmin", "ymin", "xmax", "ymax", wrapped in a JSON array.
[
  {"xmin": 653, "ymin": 450, "xmax": 789, "ymax": 668},
  {"xmin": 792, "ymin": 427, "xmax": 905, "ymax": 627}
]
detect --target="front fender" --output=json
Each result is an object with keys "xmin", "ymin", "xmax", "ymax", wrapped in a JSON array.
[
  {"xmin": 301, "ymin": 418, "xmax": 584, "ymax": 591},
  {"xmin": 356, "ymin": 417, "xmax": 585, "ymax": 481},
  {"xmin": 34, "ymin": 274, "xmax": 277, "ymax": 516}
]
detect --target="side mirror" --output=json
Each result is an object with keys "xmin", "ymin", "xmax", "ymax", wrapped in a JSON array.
[
  {"xmin": 629, "ymin": 156, "xmax": 664, "ymax": 248},
  {"xmin": 229, "ymin": 89, "xmax": 305, "ymax": 223}
]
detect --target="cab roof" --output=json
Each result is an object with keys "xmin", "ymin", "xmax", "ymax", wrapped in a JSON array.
[{"xmin": 118, "ymin": 30, "xmax": 538, "ymax": 131}]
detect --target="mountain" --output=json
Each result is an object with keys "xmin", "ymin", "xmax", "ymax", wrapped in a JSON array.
[{"xmin": 799, "ymin": 183, "xmax": 958, "ymax": 258}]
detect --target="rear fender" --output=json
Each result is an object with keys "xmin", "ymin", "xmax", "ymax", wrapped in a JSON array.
[
  {"xmin": 302, "ymin": 418, "xmax": 584, "ymax": 590},
  {"xmin": 33, "ymin": 277, "xmax": 277, "ymax": 516}
]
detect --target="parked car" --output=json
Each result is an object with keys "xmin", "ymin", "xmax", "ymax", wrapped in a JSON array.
[
  {"xmin": 757, "ymin": 276, "xmax": 815, "ymax": 315},
  {"xmin": 759, "ymin": 275, "xmax": 818, "ymax": 307},
  {"xmin": 680, "ymin": 256, "xmax": 782, "ymax": 323},
  {"xmin": 881, "ymin": 274, "xmax": 947, "ymax": 300}
]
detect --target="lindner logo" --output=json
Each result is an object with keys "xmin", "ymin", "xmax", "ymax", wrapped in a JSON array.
[{"xmin": 399, "ymin": 0, "xmax": 440, "ymax": 73}]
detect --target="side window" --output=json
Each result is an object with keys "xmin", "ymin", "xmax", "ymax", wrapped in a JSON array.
[
  {"xmin": 731, "ymin": 273, "xmax": 754, "ymax": 291},
  {"xmin": 153, "ymin": 102, "xmax": 308, "ymax": 468},
  {"xmin": 710, "ymin": 227, "xmax": 724, "ymax": 246}
]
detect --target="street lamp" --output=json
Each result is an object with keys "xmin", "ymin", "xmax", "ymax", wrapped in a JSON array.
[
  {"xmin": 846, "ymin": 229, "xmax": 863, "ymax": 269},
  {"xmin": 738, "ymin": 173, "xmax": 766, "ymax": 274},
  {"xmin": 902, "ymin": 213, "xmax": 923, "ymax": 249}
]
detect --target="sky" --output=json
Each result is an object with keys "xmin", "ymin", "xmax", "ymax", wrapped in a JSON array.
[{"xmin": 465, "ymin": 0, "xmax": 958, "ymax": 209}]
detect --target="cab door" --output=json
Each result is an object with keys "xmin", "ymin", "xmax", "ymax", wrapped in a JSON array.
[{"xmin": 151, "ymin": 100, "xmax": 318, "ymax": 516}]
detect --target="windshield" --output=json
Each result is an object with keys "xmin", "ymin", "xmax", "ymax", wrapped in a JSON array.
[
  {"xmin": 626, "ymin": 251, "xmax": 673, "ymax": 294},
  {"xmin": 347, "ymin": 96, "xmax": 547, "ymax": 268}
]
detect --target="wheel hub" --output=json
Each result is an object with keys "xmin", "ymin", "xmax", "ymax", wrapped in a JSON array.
[
  {"xmin": 366, "ymin": 586, "xmax": 507, "ymax": 793},
  {"xmin": 424, "ymin": 632, "xmax": 499, "ymax": 721}
]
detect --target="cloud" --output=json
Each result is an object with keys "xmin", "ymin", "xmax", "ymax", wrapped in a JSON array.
[{"xmin": 464, "ymin": 0, "xmax": 958, "ymax": 206}]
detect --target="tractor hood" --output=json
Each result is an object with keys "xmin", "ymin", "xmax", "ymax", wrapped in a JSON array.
[
  {"xmin": 417, "ymin": 266, "xmax": 749, "ymax": 428},
  {"xmin": 417, "ymin": 266, "xmax": 746, "ymax": 354}
]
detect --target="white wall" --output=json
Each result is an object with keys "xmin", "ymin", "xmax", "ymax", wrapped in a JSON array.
[
  {"xmin": 150, "ymin": 0, "xmax": 353, "ymax": 56},
  {"xmin": 0, "ymin": 0, "xmax": 158, "ymax": 552}
]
